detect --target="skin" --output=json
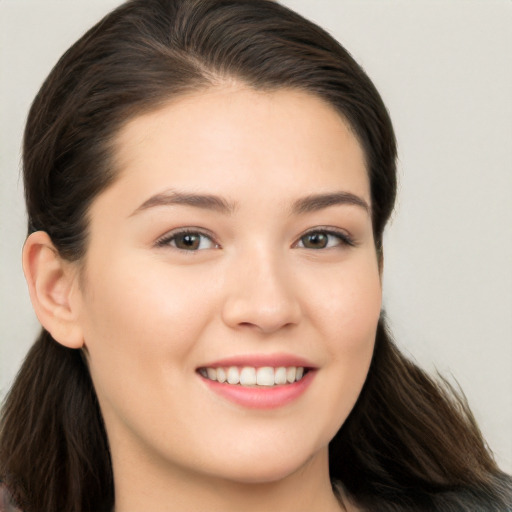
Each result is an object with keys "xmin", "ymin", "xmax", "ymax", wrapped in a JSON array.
[{"xmin": 24, "ymin": 85, "xmax": 379, "ymax": 511}]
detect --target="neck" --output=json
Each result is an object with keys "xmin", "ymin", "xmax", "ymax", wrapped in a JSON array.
[{"xmin": 111, "ymin": 439, "xmax": 345, "ymax": 512}]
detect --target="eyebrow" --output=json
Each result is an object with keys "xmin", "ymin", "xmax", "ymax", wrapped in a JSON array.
[
  {"xmin": 130, "ymin": 189, "xmax": 370, "ymax": 217},
  {"xmin": 291, "ymin": 192, "xmax": 370, "ymax": 215},
  {"xmin": 130, "ymin": 189, "xmax": 237, "ymax": 216}
]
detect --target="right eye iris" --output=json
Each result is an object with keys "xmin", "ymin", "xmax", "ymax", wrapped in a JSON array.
[{"xmin": 174, "ymin": 233, "xmax": 201, "ymax": 250}]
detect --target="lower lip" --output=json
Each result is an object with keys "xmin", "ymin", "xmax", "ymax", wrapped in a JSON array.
[{"xmin": 199, "ymin": 370, "xmax": 315, "ymax": 409}]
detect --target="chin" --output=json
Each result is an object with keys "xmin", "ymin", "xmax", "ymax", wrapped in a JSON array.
[
  {"xmin": 203, "ymin": 446, "xmax": 325, "ymax": 485},
  {"xmin": 219, "ymin": 465, "xmax": 304, "ymax": 485}
]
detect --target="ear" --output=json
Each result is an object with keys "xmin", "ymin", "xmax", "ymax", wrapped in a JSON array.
[{"xmin": 22, "ymin": 231, "xmax": 84, "ymax": 349}]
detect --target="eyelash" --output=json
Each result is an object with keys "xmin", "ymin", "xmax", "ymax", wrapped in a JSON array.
[
  {"xmin": 294, "ymin": 228, "xmax": 355, "ymax": 250},
  {"xmin": 155, "ymin": 227, "xmax": 355, "ymax": 252},
  {"xmin": 155, "ymin": 228, "xmax": 219, "ymax": 252}
]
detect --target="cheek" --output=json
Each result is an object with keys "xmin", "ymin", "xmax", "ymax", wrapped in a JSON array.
[
  {"xmin": 78, "ymin": 253, "xmax": 219, "ymax": 396},
  {"xmin": 306, "ymin": 256, "xmax": 381, "ymax": 428},
  {"xmin": 84, "ymin": 252, "xmax": 211, "ymax": 332},
  {"xmin": 307, "ymin": 254, "xmax": 382, "ymax": 348}
]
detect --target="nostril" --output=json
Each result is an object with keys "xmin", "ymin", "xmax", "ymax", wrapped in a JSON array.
[{"xmin": 221, "ymin": 278, "xmax": 302, "ymax": 333}]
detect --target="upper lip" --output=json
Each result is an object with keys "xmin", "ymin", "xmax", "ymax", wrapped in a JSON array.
[{"xmin": 197, "ymin": 353, "xmax": 316, "ymax": 369}]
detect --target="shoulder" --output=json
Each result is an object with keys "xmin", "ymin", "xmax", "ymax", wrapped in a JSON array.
[{"xmin": 0, "ymin": 485, "xmax": 22, "ymax": 512}]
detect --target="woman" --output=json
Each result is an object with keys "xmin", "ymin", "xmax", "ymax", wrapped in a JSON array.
[{"xmin": 0, "ymin": 1, "xmax": 510, "ymax": 511}]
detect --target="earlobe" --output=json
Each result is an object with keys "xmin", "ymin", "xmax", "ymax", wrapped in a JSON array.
[{"xmin": 22, "ymin": 231, "xmax": 84, "ymax": 349}]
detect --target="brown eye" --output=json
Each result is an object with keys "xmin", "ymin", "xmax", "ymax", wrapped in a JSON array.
[
  {"xmin": 296, "ymin": 230, "xmax": 352, "ymax": 250},
  {"xmin": 301, "ymin": 232, "xmax": 329, "ymax": 249},
  {"xmin": 174, "ymin": 233, "xmax": 201, "ymax": 250},
  {"xmin": 157, "ymin": 231, "xmax": 217, "ymax": 251}
]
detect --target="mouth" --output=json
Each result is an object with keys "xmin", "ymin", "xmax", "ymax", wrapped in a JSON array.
[
  {"xmin": 196, "ymin": 357, "xmax": 316, "ymax": 409},
  {"xmin": 197, "ymin": 365, "xmax": 309, "ymax": 387}
]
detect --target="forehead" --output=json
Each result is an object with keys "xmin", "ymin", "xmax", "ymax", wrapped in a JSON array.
[{"xmin": 106, "ymin": 85, "xmax": 370, "ymax": 212}]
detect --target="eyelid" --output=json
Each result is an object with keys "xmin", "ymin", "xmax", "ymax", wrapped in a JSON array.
[
  {"xmin": 293, "ymin": 226, "xmax": 356, "ymax": 248},
  {"xmin": 155, "ymin": 227, "xmax": 220, "ymax": 250},
  {"xmin": 154, "ymin": 225, "xmax": 355, "ymax": 251}
]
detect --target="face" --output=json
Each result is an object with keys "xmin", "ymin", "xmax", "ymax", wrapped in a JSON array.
[{"xmin": 73, "ymin": 86, "xmax": 382, "ymax": 485}]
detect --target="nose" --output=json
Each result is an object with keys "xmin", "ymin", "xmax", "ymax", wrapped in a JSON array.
[{"xmin": 221, "ymin": 249, "xmax": 302, "ymax": 335}]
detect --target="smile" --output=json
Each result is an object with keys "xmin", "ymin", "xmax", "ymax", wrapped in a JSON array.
[{"xmin": 198, "ymin": 366, "xmax": 307, "ymax": 387}]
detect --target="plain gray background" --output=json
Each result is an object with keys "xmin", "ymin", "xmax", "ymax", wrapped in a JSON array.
[{"xmin": 1, "ymin": 1, "xmax": 511, "ymax": 473}]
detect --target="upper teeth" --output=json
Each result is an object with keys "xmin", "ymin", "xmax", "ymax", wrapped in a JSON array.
[{"xmin": 200, "ymin": 366, "xmax": 305, "ymax": 387}]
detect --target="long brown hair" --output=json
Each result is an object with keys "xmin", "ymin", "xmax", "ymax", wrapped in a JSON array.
[{"xmin": 1, "ymin": 1, "xmax": 510, "ymax": 511}]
